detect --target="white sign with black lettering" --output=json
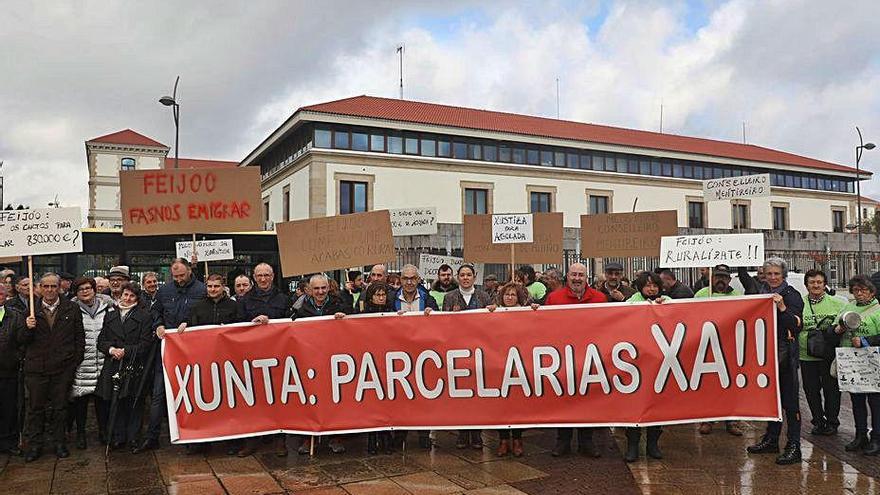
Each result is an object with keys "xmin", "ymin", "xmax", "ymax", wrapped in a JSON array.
[
  {"xmin": 417, "ymin": 253, "xmax": 484, "ymax": 285},
  {"xmin": 659, "ymin": 233, "xmax": 764, "ymax": 268},
  {"xmin": 0, "ymin": 207, "xmax": 83, "ymax": 257},
  {"xmin": 175, "ymin": 239, "xmax": 234, "ymax": 262},
  {"xmin": 836, "ymin": 347, "xmax": 880, "ymax": 393},
  {"xmin": 702, "ymin": 173, "xmax": 771, "ymax": 202},
  {"xmin": 390, "ymin": 207, "xmax": 438, "ymax": 236},
  {"xmin": 491, "ymin": 214, "xmax": 533, "ymax": 244}
]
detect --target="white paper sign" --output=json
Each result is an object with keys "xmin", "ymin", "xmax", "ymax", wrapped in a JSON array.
[
  {"xmin": 703, "ymin": 173, "xmax": 771, "ymax": 202},
  {"xmin": 175, "ymin": 239, "xmax": 234, "ymax": 262},
  {"xmin": 390, "ymin": 207, "xmax": 438, "ymax": 236},
  {"xmin": 0, "ymin": 207, "xmax": 83, "ymax": 257},
  {"xmin": 836, "ymin": 347, "xmax": 880, "ymax": 393},
  {"xmin": 417, "ymin": 253, "xmax": 484, "ymax": 285},
  {"xmin": 659, "ymin": 233, "xmax": 764, "ymax": 268},
  {"xmin": 491, "ymin": 214, "xmax": 533, "ymax": 244}
]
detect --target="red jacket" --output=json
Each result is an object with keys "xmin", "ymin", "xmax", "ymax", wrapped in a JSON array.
[{"xmin": 545, "ymin": 286, "xmax": 607, "ymax": 305}]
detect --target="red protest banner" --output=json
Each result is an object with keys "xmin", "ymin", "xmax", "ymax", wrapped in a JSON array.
[{"xmin": 162, "ymin": 296, "xmax": 780, "ymax": 443}]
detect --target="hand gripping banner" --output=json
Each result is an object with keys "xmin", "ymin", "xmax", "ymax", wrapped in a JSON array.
[{"xmin": 162, "ymin": 296, "xmax": 780, "ymax": 443}]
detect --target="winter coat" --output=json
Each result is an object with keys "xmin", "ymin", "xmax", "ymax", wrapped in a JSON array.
[
  {"xmin": 0, "ymin": 308, "xmax": 24, "ymax": 378},
  {"xmin": 190, "ymin": 296, "xmax": 243, "ymax": 326},
  {"xmin": 5, "ymin": 295, "xmax": 29, "ymax": 315},
  {"xmin": 442, "ymin": 288, "xmax": 492, "ymax": 311},
  {"xmin": 664, "ymin": 281, "xmax": 694, "ymax": 299},
  {"xmin": 295, "ymin": 295, "xmax": 351, "ymax": 319},
  {"xmin": 153, "ymin": 277, "xmax": 206, "ymax": 329},
  {"xmin": 71, "ymin": 298, "xmax": 114, "ymax": 398},
  {"xmin": 238, "ymin": 287, "xmax": 290, "ymax": 321},
  {"xmin": 17, "ymin": 298, "xmax": 85, "ymax": 374},
  {"xmin": 391, "ymin": 286, "xmax": 439, "ymax": 312},
  {"xmin": 96, "ymin": 306, "xmax": 154, "ymax": 400},
  {"xmin": 597, "ymin": 282, "xmax": 636, "ymax": 303}
]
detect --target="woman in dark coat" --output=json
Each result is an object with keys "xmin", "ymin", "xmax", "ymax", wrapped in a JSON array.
[{"xmin": 96, "ymin": 282, "xmax": 153, "ymax": 450}]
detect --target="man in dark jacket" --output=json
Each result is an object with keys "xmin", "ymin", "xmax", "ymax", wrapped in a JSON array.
[
  {"xmin": 19, "ymin": 273, "xmax": 85, "ymax": 461},
  {"xmin": 133, "ymin": 259, "xmax": 205, "ymax": 454},
  {"xmin": 691, "ymin": 267, "xmax": 710, "ymax": 294},
  {"xmin": 6, "ymin": 275, "xmax": 31, "ymax": 315},
  {"xmin": 188, "ymin": 274, "xmax": 243, "ymax": 327},
  {"xmin": 596, "ymin": 262, "xmax": 636, "ymax": 302},
  {"xmin": 392, "ymin": 265, "xmax": 439, "ymax": 314},
  {"xmin": 659, "ymin": 269, "xmax": 694, "ymax": 299},
  {"xmin": 0, "ymin": 283, "xmax": 25, "ymax": 455},
  {"xmin": 239, "ymin": 263, "xmax": 290, "ymax": 324},
  {"xmin": 740, "ymin": 260, "xmax": 805, "ymax": 465}
]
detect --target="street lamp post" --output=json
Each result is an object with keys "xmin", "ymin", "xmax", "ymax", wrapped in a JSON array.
[
  {"xmin": 159, "ymin": 76, "xmax": 181, "ymax": 169},
  {"xmin": 855, "ymin": 126, "xmax": 875, "ymax": 275}
]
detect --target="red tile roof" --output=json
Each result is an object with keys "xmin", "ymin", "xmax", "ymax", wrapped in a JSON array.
[
  {"xmin": 163, "ymin": 158, "xmax": 239, "ymax": 169},
  {"xmin": 88, "ymin": 129, "xmax": 167, "ymax": 148},
  {"xmin": 302, "ymin": 95, "xmax": 863, "ymax": 176}
]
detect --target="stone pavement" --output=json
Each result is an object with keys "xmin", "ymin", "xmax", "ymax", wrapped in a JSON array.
[{"xmin": 2, "ymin": 390, "xmax": 879, "ymax": 494}]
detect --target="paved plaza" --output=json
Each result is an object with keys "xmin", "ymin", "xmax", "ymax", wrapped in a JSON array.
[{"xmin": 1, "ymin": 391, "xmax": 878, "ymax": 495}]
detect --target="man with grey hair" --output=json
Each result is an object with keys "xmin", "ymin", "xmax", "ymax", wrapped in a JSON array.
[
  {"xmin": 20, "ymin": 273, "xmax": 85, "ymax": 462},
  {"xmin": 740, "ymin": 258, "xmax": 804, "ymax": 465},
  {"xmin": 393, "ymin": 264, "xmax": 438, "ymax": 314},
  {"xmin": 368, "ymin": 264, "xmax": 388, "ymax": 285}
]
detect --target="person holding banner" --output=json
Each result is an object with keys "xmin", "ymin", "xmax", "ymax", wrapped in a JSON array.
[
  {"xmin": 596, "ymin": 262, "xmax": 635, "ymax": 302},
  {"xmin": 187, "ymin": 274, "xmax": 243, "ymax": 329},
  {"xmin": 834, "ymin": 275, "xmax": 880, "ymax": 456},
  {"xmin": 96, "ymin": 282, "xmax": 153, "ymax": 450},
  {"xmin": 429, "ymin": 264, "xmax": 458, "ymax": 307},
  {"xmin": 544, "ymin": 262, "xmax": 607, "ymax": 458},
  {"xmin": 0, "ymin": 283, "xmax": 25, "ymax": 456},
  {"xmin": 488, "ymin": 281, "xmax": 538, "ymax": 457},
  {"xmin": 20, "ymin": 273, "xmax": 85, "ymax": 462},
  {"xmin": 134, "ymin": 259, "xmax": 205, "ymax": 455},
  {"xmin": 799, "ymin": 270, "xmax": 844, "ymax": 437},
  {"xmin": 741, "ymin": 258, "xmax": 804, "ymax": 465},
  {"xmin": 624, "ymin": 271, "xmax": 667, "ymax": 462},
  {"xmin": 392, "ymin": 265, "xmax": 438, "ymax": 315}
]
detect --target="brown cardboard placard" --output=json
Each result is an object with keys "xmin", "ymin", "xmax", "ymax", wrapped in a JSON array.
[
  {"xmin": 119, "ymin": 167, "xmax": 262, "ymax": 236},
  {"xmin": 0, "ymin": 256, "xmax": 23, "ymax": 265},
  {"xmin": 276, "ymin": 210, "xmax": 395, "ymax": 277},
  {"xmin": 580, "ymin": 210, "xmax": 678, "ymax": 258},
  {"xmin": 463, "ymin": 212, "xmax": 563, "ymax": 264}
]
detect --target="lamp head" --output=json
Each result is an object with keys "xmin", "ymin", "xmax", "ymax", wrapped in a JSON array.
[
  {"xmin": 159, "ymin": 96, "xmax": 176, "ymax": 106},
  {"xmin": 865, "ymin": 143, "xmax": 876, "ymax": 150}
]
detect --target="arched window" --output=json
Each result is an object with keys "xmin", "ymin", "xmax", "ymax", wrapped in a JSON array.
[{"xmin": 121, "ymin": 157, "xmax": 136, "ymax": 170}]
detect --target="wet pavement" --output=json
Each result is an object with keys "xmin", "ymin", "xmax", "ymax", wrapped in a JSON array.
[{"xmin": 2, "ymin": 389, "xmax": 879, "ymax": 494}]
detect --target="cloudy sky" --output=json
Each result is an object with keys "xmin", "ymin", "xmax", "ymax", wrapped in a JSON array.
[{"xmin": 2, "ymin": 0, "xmax": 879, "ymax": 210}]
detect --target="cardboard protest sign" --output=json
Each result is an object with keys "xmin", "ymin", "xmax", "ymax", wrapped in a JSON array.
[
  {"xmin": 0, "ymin": 256, "xmax": 23, "ymax": 265},
  {"xmin": 492, "ymin": 214, "xmax": 533, "ymax": 244},
  {"xmin": 162, "ymin": 296, "xmax": 780, "ymax": 442},
  {"xmin": 119, "ymin": 167, "xmax": 262, "ymax": 236},
  {"xmin": 836, "ymin": 347, "xmax": 880, "ymax": 393},
  {"xmin": 0, "ymin": 207, "xmax": 83, "ymax": 257},
  {"xmin": 659, "ymin": 233, "xmax": 764, "ymax": 268},
  {"xmin": 417, "ymin": 253, "xmax": 484, "ymax": 285},
  {"xmin": 464, "ymin": 213, "xmax": 563, "ymax": 264},
  {"xmin": 580, "ymin": 210, "xmax": 678, "ymax": 258},
  {"xmin": 390, "ymin": 207, "xmax": 438, "ymax": 236},
  {"xmin": 175, "ymin": 239, "xmax": 234, "ymax": 262},
  {"xmin": 703, "ymin": 173, "xmax": 771, "ymax": 202},
  {"xmin": 276, "ymin": 210, "xmax": 394, "ymax": 277}
]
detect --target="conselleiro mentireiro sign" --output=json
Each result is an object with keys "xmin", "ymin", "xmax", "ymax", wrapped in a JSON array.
[
  {"xmin": 702, "ymin": 173, "xmax": 771, "ymax": 202},
  {"xmin": 175, "ymin": 239, "xmax": 234, "ymax": 262},
  {"xmin": 390, "ymin": 207, "xmax": 438, "ymax": 236},
  {"xmin": 0, "ymin": 207, "xmax": 83, "ymax": 257},
  {"xmin": 491, "ymin": 214, "xmax": 533, "ymax": 243},
  {"xmin": 659, "ymin": 233, "xmax": 764, "ymax": 268}
]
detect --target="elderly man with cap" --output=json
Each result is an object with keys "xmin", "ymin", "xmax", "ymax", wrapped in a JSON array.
[
  {"xmin": 596, "ymin": 262, "xmax": 635, "ymax": 303},
  {"xmin": 482, "ymin": 274, "xmax": 499, "ymax": 299},
  {"xmin": 106, "ymin": 266, "xmax": 130, "ymax": 303},
  {"xmin": 693, "ymin": 264, "xmax": 744, "ymax": 436}
]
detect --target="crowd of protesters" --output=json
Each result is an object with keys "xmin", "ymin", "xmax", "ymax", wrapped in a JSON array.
[{"xmin": 1, "ymin": 254, "xmax": 879, "ymax": 468}]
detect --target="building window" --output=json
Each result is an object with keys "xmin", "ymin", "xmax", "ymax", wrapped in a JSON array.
[
  {"xmin": 351, "ymin": 131, "xmax": 368, "ymax": 151},
  {"xmin": 314, "ymin": 127, "xmax": 332, "ymax": 148},
  {"xmin": 468, "ymin": 143, "xmax": 482, "ymax": 160},
  {"xmin": 388, "ymin": 133, "xmax": 403, "ymax": 154},
  {"xmin": 120, "ymin": 157, "xmax": 136, "ymax": 171},
  {"xmin": 498, "ymin": 145, "xmax": 511, "ymax": 162},
  {"xmin": 687, "ymin": 201, "xmax": 705, "ymax": 228},
  {"xmin": 832, "ymin": 209, "xmax": 845, "ymax": 233},
  {"xmin": 438, "ymin": 139, "xmax": 451, "ymax": 157},
  {"xmin": 262, "ymin": 198, "xmax": 270, "ymax": 223},
  {"xmin": 732, "ymin": 202, "xmax": 750, "ymax": 229},
  {"xmin": 589, "ymin": 195, "xmax": 609, "ymax": 214},
  {"xmin": 369, "ymin": 133, "xmax": 385, "ymax": 151},
  {"xmin": 340, "ymin": 181, "xmax": 368, "ymax": 215},
  {"xmin": 453, "ymin": 141, "xmax": 468, "ymax": 159},
  {"xmin": 772, "ymin": 204, "xmax": 789, "ymax": 231},
  {"xmin": 464, "ymin": 188, "xmax": 488, "ymax": 215},
  {"xmin": 282, "ymin": 186, "xmax": 290, "ymax": 222},
  {"xmin": 333, "ymin": 129, "xmax": 349, "ymax": 149},
  {"xmin": 530, "ymin": 192, "xmax": 552, "ymax": 213},
  {"xmin": 420, "ymin": 138, "xmax": 436, "ymax": 157},
  {"xmin": 511, "ymin": 148, "xmax": 525, "ymax": 164},
  {"xmin": 528, "ymin": 149, "xmax": 540, "ymax": 165},
  {"xmin": 483, "ymin": 145, "xmax": 497, "ymax": 162},
  {"xmin": 404, "ymin": 135, "xmax": 419, "ymax": 155}
]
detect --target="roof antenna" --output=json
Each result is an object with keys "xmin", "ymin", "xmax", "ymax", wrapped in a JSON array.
[
  {"xmin": 659, "ymin": 98, "xmax": 664, "ymax": 134},
  {"xmin": 396, "ymin": 44, "xmax": 404, "ymax": 100},
  {"xmin": 742, "ymin": 121, "xmax": 747, "ymax": 144},
  {"xmin": 556, "ymin": 77, "xmax": 560, "ymax": 119}
]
